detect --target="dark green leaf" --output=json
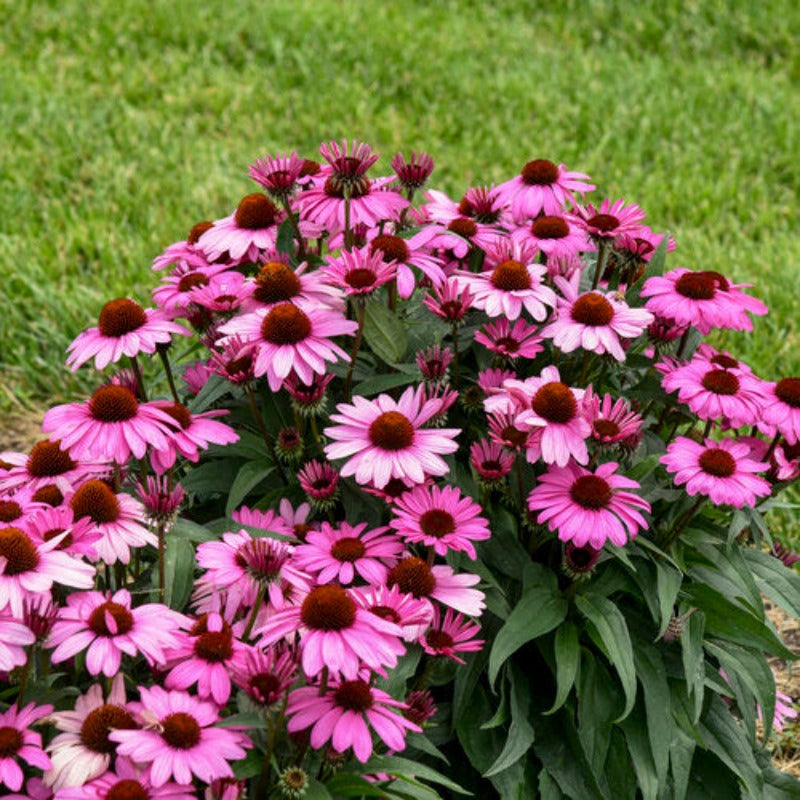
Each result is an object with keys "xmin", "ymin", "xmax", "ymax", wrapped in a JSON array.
[
  {"xmin": 304, "ymin": 777, "xmax": 334, "ymax": 800},
  {"xmin": 405, "ymin": 732, "xmax": 449, "ymax": 764},
  {"xmin": 188, "ymin": 373, "xmax": 231, "ymax": 412},
  {"xmin": 538, "ymin": 770, "xmax": 565, "ymax": 799},
  {"xmin": 225, "ymin": 462, "xmax": 275, "ymax": 516},
  {"xmin": 181, "ymin": 458, "xmax": 238, "ymax": 497},
  {"xmin": 576, "ymin": 593, "xmax": 636, "ymax": 722},
  {"xmin": 363, "ymin": 755, "xmax": 470, "ymax": 795},
  {"xmin": 634, "ymin": 645, "xmax": 671, "ymax": 787},
  {"xmin": 669, "ymin": 730, "xmax": 696, "ymax": 800},
  {"xmin": 545, "ymin": 620, "xmax": 579, "ymax": 715},
  {"xmin": 681, "ymin": 609, "xmax": 705, "ymax": 723},
  {"xmin": 620, "ymin": 701, "xmax": 659, "ymax": 800},
  {"xmin": 353, "ymin": 371, "xmax": 418, "ymax": 397},
  {"xmin": 170, "ymin": 516, "xmax": 218, "ymax": 543},
  {"xmin": 488, "ymin": 582, "xmax": 567, "ymax": 686},
  {"xmin": 325, "ymin": 772, "xmax": 389, "ymax": 797},
  {"xmin": 276, "ymin": 218, "xmax": 295, "ymax": 254},
  {"xmin": 363, "ymin": 300, "xmax": 408, "ymax": 364},
  {"xmin": 484, "ymin": 664, "xmax": 534, "ymax": 777},
  {"xmin": 745, "ymin": 549, "xmax": 800, "ymax": 619},
  {"xmin": 215, "ymin": 711, "xmax": 267, "ymax": 729},
  {"xmin": 655, "ymin": 561, "xmax": 683, "ymax": 639},
  {"xmin": 577, "ymin": 653, "xmax": 621, "ymax": 778},
  {"xmin": 162, "ymin": 537, "xmax": 194, "ymax": 610}
]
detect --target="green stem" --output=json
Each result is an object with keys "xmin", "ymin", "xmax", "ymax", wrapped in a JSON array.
[
  {"xmin": 158, "ymin": 348, "xmax": 181, "ymax": 403},
  {"xmin": 281, "ymin": 197, "xmax": 307, "ymax": 260},
  {"xmin": 157, "ymin": 521, "xmax": 166, "ymax": 602},
  {"xmin": 662, "ymin": 496, "xmax": 705, "ymax": 551},
  {"xmin": 309, "ymin": 415, "xmax": 325, "ymax": 457},
  {"xmin": 243, "ymin": 584, "xmax": 266, "ymax": 642},
  {"xmin": 344, "ymin": 187, "xmax": 353, "ymax": 250},
  {"xmin": 675, "ymin": 327, "xmax": 693, "ymax": 360},
  {"xmin": 247, "ymin": 386, "xmax": 274, "ymax": 452},
  {"xmin": 343, "ymin": 301, "xmax": 366, "ymax": 402},
  {"xmin": 129, "ymin": 354, "xmax": 148, "ymax": 401},
  {"xmin": 591, "ymin": 239, "xmax": 610, "ymax": 290},
  {"xmin": 451, "ymin": 322, "xmax": 460, "ymax": 386}
]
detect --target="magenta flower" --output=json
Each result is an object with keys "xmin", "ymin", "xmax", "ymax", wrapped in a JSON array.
[
  {"xmin": 0, "ymin": 526, "xmax": 95, "ymax": 617},
  {"xmin": 164, "ymin": 612, "xmax": 242, "ymax": 705},
  {"xmin": 368, "ymin": 231, "xmax": 446, "ymax": 299},
  {"xmin": 22, "ymin": 505, "xmax": 102, "ymax": 559},
  {"xmin": 391, "ymin": 151, "xmax": 435, "ymax": 192},
  {"xmin": 582, "ymin": 388, "xmax": 643, "ymax": 447},
  {"xmin": 230, "ymin": 643, "xmax": 298, "ymax": 706},
  {"xmin": 151, "ymin": 221, "xmax": 216, "ymax": 272},
  {"xmin": 475, "ymin": 317, "xmax": 544, "ymax": 360},
  {"xmin": 424, "ymin": 186, "xmax": 507, "ymax": 230},
  {"xmin": 109, "ymin": 686, "xmax": 251, "ymax": 787},
  {"xmin": 0, "ymin": 703, "xmax": 53, "ymax": 792},
  {"xmin": 660, "ymin": 436, "xmax": 771, "ymax": 508},
  {"xmin": 570, "ymin": 198, "xmax": 647, "ymax": 240},
  {"xmin": 66, "ymin": 298, "xmax": 190, "ymax": 371},
  {"xmin": 69, "ymin": 479, "xmax": 156, "ymax": 565},
  {"xmin": 421, "ymin": 606, "xmax": 484, "ymax": 664},
  {"xmin": 641, "ymin": 267, "xmax": 768, "ymax": 335},
  {"xmin": 150, "ymin": 402, "xmax": 239, "ymax": 473},
  {"xmin": 43, "ymin": 385, "xmax": 178, "ymax": 465},
  {"xmin": 55, "ymin": 756, "xmax": 196, "ymax": 800},
  {"xmin": 45, "ymin": 675, "xmax": 136, "ymax": 790},
  {"xmin": 248, "ymin": 151, "xmax": 306, "ymax": 200},
  {"xmin": 231, "ymin": 505, "xmax": 294, "ymax": 538},
  {"xmin": 511, "ymin": 214, "xmax": 589, "ymax": 260},
  {"xmin": 390, "ymin": 483, "xmax": 490, "ymax": 559},
  {"xmin": 541, "ymin": 275, "xmax": 654, "ymax": 361},
  {"xmin": 527, "ymin": 462, "xmax": 651, "ymax": 548},
  {"xmin": 218, "ymin": 302, "xmax": 357, "ymax": 392},
  {"xmin": 423, "ymin": 277, "xmax": 474, "ymax": 323},
  {"xmin": 469, "ymin": 438, "xmax": 514, "ymax": 483},
  {"xmin": 758, "ymin": 378, "xmax": 800, "ymax": 444},
  {"xmin": 495, "ymin": 158, "xmax": 595, "ymax": 220},
  {"xmin": 661, "ymin": 358, "xmax": 763, "ymax": 428},
  {"xmin": 151, "ymin": 263, "xmax": 232, "ymax": 316},
  {"xmin": 322, "ymin": 245, "xmax": 397, "ymax": 297},
  {"xmin": 286, "ymin": 679, "xmax": 420, "ymax": 763},
  {"xmin": 293, "ymin": 522, "xmax": 402, "ymax": 585},
  {"xmin": 351, "ymin": 583, "xmax": 434, "ymax": 642},
  {"xmin": 254, "ymin": 584, "xmax": 405, "ymax": 680},
  {"xmin": 324, "ymin": 386, "xmax": 460, "ymax": 489},
  {"xmin": 198, "ymin": 193, "xmax": 284, "ymax": 262},
  {"xmin": 135, "ymin": 475, "xmax": 186, "ymax": 526},
  {"xmin": 388, "ymin": 557, "xmax": 485, "ymax": 616},
  {"xmin": 47, "ymin": 589, "xmax": 187, "ymax": 677},
  {"xmin": 456, "ymin": 240, "xmax": 556, "ymax": 321}
]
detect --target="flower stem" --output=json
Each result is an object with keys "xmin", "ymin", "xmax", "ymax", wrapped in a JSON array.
[
  {"xmin": 247, "ymin": 385, "xmax": 274, "ymax": 452},
  {"xmin": 676, "ymin": 327, "xmax": 692, "ymax": 360},
  {"xmin": 662, "ymin": 496, "xmax": 705, "ymax": 551},
  {"xmin": 281, "ymin": 197, "xmax": 307, "ymax": 261},
  {"xmin": 344, "ymin": 187, "xmax": 353, "ymax": 251},
  {"xmin": 157, "ymin": 521, "xmax": 166, "ymax": 603},
  {"xmin": 765, "ymin": 432, "xmax": 782, "ymax": 463},
  {"xmin": 158, "ymin": 348, "xmax": 181, "ymax": 404},
  {"xmin": 451, "ymin": 322, "xmax": 460, "ymax": 386},
  {"xmin": 310, "ymin": 415, "xmax": 325, "ymax": 457},
  {"xmin": 591, "ymin": 239, "xmax": 610, "ymax": 290},
  {"xmin": 343, "ymin": 300, "xmax": 366, "ymax": 402},
  {"xmin": 129, "ymin": 354, "xmax": 148, "ymax": 401},
  {"xmin": 243, "ymin": 584, "xmax": 266, "ymax": 642}
]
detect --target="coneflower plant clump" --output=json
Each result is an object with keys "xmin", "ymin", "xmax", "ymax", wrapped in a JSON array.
[{"xmin": 3, "ymin": 141, "xmax": 800, "ymax": 798}]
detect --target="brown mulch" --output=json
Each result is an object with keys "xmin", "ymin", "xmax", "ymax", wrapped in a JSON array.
[{"xmin": 0, "ymin": 409, "xmax": 46, "ymax": 454}]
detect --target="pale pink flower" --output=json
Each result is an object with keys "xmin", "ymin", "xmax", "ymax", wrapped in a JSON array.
[
  {"xmin": 758, "ymin": 378, "xmax": 800, "ymax": 444},
  {"xmin": 0, "ymin": 439, "xmax": 94, "ymax": 497},
  {"xmin": 324, "ymin": 386, "xmax": 460, "ymax": 488},
  {"xmin": 351, "ymin": 583, "xmax": 434, "ymax": 642},
  {"xmin": 286, "ymin": 679, "xmax": 420, "ymax": 763},
  {"xmin": 527, "ymin": 461, "xmax": 650, "ymax": 548},
  {"xmin": 367, "ymin": 230, "xmax": 446, "ymax": 299},
  {"xmin": 660, "ymin": 437, "xmax": 771, "ymax": 508},
  {"xmin": 151, "ymin": 263, "xmax": 233, "ymax": 315},
  {"xmin": 66, "ymin": 299, "xmax": 190, "ymax": 371},
  {"xmin": 230, "ymin": 506, "xmax": 294, "ymax": 538},
  {"xmin": 423, "ymin": 185, "xmax": 507, "ymax": 229},
  {"xmin": 388, "ymin": 557, "xmax": 485, "ymax": 616},
  {"xmin": 47, "ymin": 589, "xmax": 186, "ymax": 677},
  {"xmin": 109, "ymin": 686, "xmax": 251, "ymax": 787},
  {"xmin": 243, "ymin": 259, "xmax": 345, "ymax": 314},
  {"xmin": 0, "ymin": 611, "xmax": 34, "ymax": 672},
  {"xmin": 511, "ymin": 214, "xmax": 589, "ymax": 260}
]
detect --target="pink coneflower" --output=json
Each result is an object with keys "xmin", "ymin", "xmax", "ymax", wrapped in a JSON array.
[
  {"xmin": 641, "ymin": 267, "xmax": 768, "ymax": 335},
  {"xmin": 324, "ymin": 386, "xmax": 460, "ymax": 489},
  {"xmin": 21, "ymin": 595, "xmax": 58, "ymax": 645},
  {"xmin": 0, "ymin": 490, "xmax": 45, "ymax": 529},
  {"xmin": 66, "ymin": 298, "xmax": 190, "ymax": 371},
  {"xmin": 368, "ymin": 231, "xmax": 446, "ymax": 299},
  {"xmin": 511, "ymin": 214, "xmax": 589, "ymax": 260},
  {"xmin": 183, "ymin": 358, "xmax": 213, "ymax": 395},
  {"xmin": 758, "ymin": 378, "xmax": 800, "ymax": 443},
  {"xmin": 196, "ymin": 530, "xmax": 308, "ymax": 612},
  {"xmin": 423, "ymin": 278, "xmax": 474, "ymax": 323},
  {"xmin": 391, "ymin": 151, "xmax": 435, "ymax": 193},
  {"xmin": 772, "ymin": 541, "xmax": 800, "ymax": 568},
  {"xmin": 151, "ymin": 221, "xmax": 217, "ymax": 272},
  {"xmin": 298, "ymin": 140, "xmax": 408, "ymax": 231},
  {"xmin": 563, "ymin": 542, "xmax": 602, "ymax": 579},
  {"xmin": 390, "ymin": 484, "xmax": 490, "ymax": 559},
  {"xmin": 774, "ymin": 440, "xmax": 800, "ymax": 482},
  {"xmin": 109, "ymin": 686, "xmax": 251, "ymax": 787},
  {"xmin": 198, "ymin": 193, "xmax": 284, "ymax": 262},
  {"xmin": 416, "ymin": 344, "xmax": 453, "ymax": 383},
  {"xmin": 570, "ymin": 198, "xmax": 647, "ymax": 240},
  {"xmin": 403, "ymin": 690, "xmax": 438, "ymax": 727},
  {"xmin": 0, "ymin": 439, "xmax": 94, "ymax": 496},
  {"xmin": 0, "ymin": 612, "xmax": 34, "ymax": 672},
  {"xmin": 0, "ymin": 703, "xmax": 53, "ymax": 792},
  {"xmin": 187, "ymin": 270, "xmax": 254, "ymax": 314},
  {"xmin": 420, "ymin": 606, "xmax": 483, "ymax": 664},
  {"xmin": 487, "ymin": 410, "xmax": 536, "ymax": 453},
  {"xmin": 55, "ymin": 756, "xmax": 196, "ymax": 800},
  {"xmin": 527, "ymin": 461, "xmax": 650, "ymax": 548},
  {"xmin": 470, "ymin": 438, "xmax": 514, "ymax": 484},
  {"xmin": 0, "ymin": 527, "xmax": 94, "ymax": 617},
  {"xmin": 286, "ymin": 679, "xmax": 420, "ymax": 763},
  {"xmin": 475, "ymin": 317, "xmax": 544, "ymax": 360},
  {"xmin": 244, "ymin": 260, "xmax": 344, "ymax": 314},
  {"xmin": 255, "ymin": 584, "xmax": 405, "ymax": 680},
  {"xmin": 218, "ymin": 302, "xmax": 357, "ymax": 392},
  {"xmin": 232, "ymin": 504, "xmax": 296, "ymax": 538},
  {"xmin": 22, "ymin": 505, "xmax": 101, "ymax": 559},
  {"xmin": 495, "ymin": 158, "xmax": 595, "ymax": 221},
  {"xmin": 501, "ymin": 367, "xmax": 591, "ymax": 466},
  {"xmin": 660, "ymin": 436, "xmax": 771, "ymax": 508},
  {"xmin": 230, "ymin": 643, "xmax": 298, "ymax": 706},
  {"xmin": 45, "ymin": 675, "xmax": 136, "ymax": 790},
  {"xmin": 164, "ymin": 612, "xmax": 242, "ymax": 705},
  {"xmin": 285, "ymin": 372, "xmax": 334, "ymax": 416},
  {"xmin": 150, "ymin": 402, "xmax": 239, "ymax": 473},
  {"xmin": 351, "ymin": 583, "xmax": 433, "ymax": 642},
  {"xmin": 661, "ymin": 358, "xmax": 763, "ymax": 428},
  {"xmin": 322, "ymin": 245, "xmax": 397, "ymax": 297},
  {"xmin": 47, "ymin": 589, "xmax": 186, "ymax": 677},
  {"xmin": 151, "ymin": 263, "xmax": 233, "ymax": 316},
  {"xmin": 361, "ymin": 476, "xmax": 427, "ymax": 504},
  {"xmin": 424, "ymin": 186, "xmax": 507, "ymax": 229},
  {"xmin": 69, "ymin": 479, "xmax": 156, "ymax": 565},
  {"xmin": 136, "ymin": 475, "xmax": 186, "ymax": 527},
  {"xmin": 541, "ymin": 274, "xmax": 654, "ymax": 361},
  {"xmin": 582, "ymin": 388, "xmax": 643, "ymax": 447},
  {"xmin": 206, "ymin": 336, "xmax": 255, "ymax": 386},
  {"xmin": 456, "ymin": 240, "xmax": 556, "ymax": 321},
  {"xmin": 248, "ymin": 151, "xmax": 306, "ymax": 200},
  {"xmin": 43, "ymin": 385, "xmax": 178, "ymax": 465},
  {"xmin": 415, "ymin": 216, "xmax": 502, "ymax": 261},
  {"xmin": 293, "ymin": 522, "xmax": 402, "ymax": 586},
  {"xmin": 387, "ymin": 557, "xmax": 484, "ymax": 616}
]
